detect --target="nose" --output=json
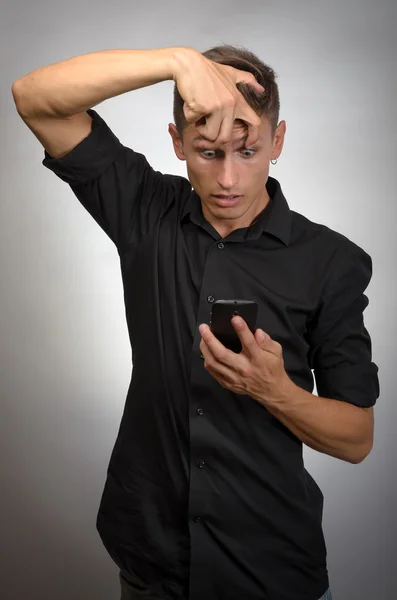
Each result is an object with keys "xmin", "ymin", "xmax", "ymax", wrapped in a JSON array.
[{"xmin": 216, "ymin": 157, "xmax": 239, "ymax": 190}]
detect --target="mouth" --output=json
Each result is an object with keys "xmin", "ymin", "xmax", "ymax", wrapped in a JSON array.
[{"xmin": 212, "ymin": 194, "xmax": 243, "ymax": 207}]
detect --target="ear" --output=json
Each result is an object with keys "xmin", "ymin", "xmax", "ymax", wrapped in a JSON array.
[
  {"xmin": 168, "ymin": 123, "xmax": 186, "ymax": 161},
  {"xmin": 271, "ymin": 120, "xmax": 286, "ymax": 162}
]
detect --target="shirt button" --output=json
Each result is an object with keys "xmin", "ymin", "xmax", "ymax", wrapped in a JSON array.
[
  {"xmin": 217, "ymin": 242, "xmax": 225, "ymax": 249},
  {"xmin": 193, "ymin": 516, "xmax": 202, "ymax": 523},
  {"xmin": 197, "ymin": 460, "xmax": 206, "ymax": 468},
  {"xmin": 207, "ymin": 295, "xmax": 215, "ymax": 303},
  {"xmin": 196, "ymin": 408, "xmax": 203, "ymax": 415}
]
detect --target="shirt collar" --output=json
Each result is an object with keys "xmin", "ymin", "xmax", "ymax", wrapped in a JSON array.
[{"xmin": 180, "ymin": 176, "xmax": 292, "ymax": 246}]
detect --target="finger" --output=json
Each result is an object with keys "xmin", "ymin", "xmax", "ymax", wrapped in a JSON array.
[
  {"xmin": 201, "ymin": 339, "xmax": 237, "ymax": 385},
  {"xmin": 254, "ymin": 328, "xmax": 281, "ymax": 358},
  {"xmin": 195, "ymin": 111, "xmax": 224, "ymax": 142},
  {"xmin": 199, "ymin": 324, "xmax": 236, "ymax": 367},
  {"xmin": 195, "ymin": 115, "xmax": 213, "ymax": 139},
  {"xmin": 246, "ymin": 123, "xmax": 261, "ymax": 149},
  {"xmin": 215, "ymin": 108, "xmax": 236, "ymax": 145},
  {"xmin": 233, "ymin": 97, "xmax": 262, "ymax": 148},
  {"xmin": 246, "ymin": 111, "xmax": 262, "ymax": 148},
  {"xmin": 235, "ymin": 70, "xmax": 265, "ymax": 94},
  {"xmin": 255, "ymin": 328, "xmax": 269, "ymax": 344},
  {"xmin": 199, "ymin": 336, "xmax": 209, "ymax": 360},
  {"xmin": 184, "ymin": 103, "xmax": 221, "ymax": 143},
  {"xmin": 231, "ymin": 316, "xmax": 259, "ymax": 358},
  {"xmin": 184, "ymin": 101, "xmax": 205, "ymax": 126}
]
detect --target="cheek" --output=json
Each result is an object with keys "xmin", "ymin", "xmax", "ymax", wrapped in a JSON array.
[
  {"xmin": 248, "ymin": 161, "xmax": 270, "ymax": 184},
  {"xmin": 186, "ymin": 161, "xmax": 213, "ymax": 187}
]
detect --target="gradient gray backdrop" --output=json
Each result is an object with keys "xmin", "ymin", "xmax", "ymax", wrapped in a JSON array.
[{"xmin": 1, "ymin": 0, "xmax": 395, "ymax": 598}]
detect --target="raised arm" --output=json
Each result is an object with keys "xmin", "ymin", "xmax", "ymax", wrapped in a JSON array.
[
  {"xmin": 11, "ymin": 46, "xmax": 265, "ymax": 158},
  {"xmin": 11, "ymin": 48, "xmax": 185, "ymax": 158}
]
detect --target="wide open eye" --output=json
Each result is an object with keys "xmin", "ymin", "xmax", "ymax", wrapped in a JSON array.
[
  {"xmin": 240, "ymin": 149, "xmax": 256, "ymax": 158},
  {"xmin": 200, "ymin": 150, "xmax": 217, "ymax": 158},
  {"xmin": 199, "ymin": 149, "xmax": 256, "ymax": 159}
]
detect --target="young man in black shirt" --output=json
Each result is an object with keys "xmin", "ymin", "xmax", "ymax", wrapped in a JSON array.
[{"xmin": 12, "ymin": 45, "xmax": 379, "ymax": 600}]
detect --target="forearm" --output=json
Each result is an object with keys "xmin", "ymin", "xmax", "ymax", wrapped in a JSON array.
[
  {"xmin": 263, "ymin": 378, "xmax": 373, "ymax": 464},
  {"xmin": 11, "ymin": 46, "xmax": 193, "ymax": 119}
]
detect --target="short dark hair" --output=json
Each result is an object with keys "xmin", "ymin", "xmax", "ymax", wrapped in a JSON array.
[{"xmin": 173, "ymin": 43, "xmax": 280, "ymax": 140}]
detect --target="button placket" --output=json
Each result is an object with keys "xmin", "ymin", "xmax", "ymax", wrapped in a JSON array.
[
  {"xmin": 192, "ymin": 244, "xmax": 227, "ymax": 531},
  {"xmin": 200, "ymin": 295, "xmax": 215, "ymax": 358}
]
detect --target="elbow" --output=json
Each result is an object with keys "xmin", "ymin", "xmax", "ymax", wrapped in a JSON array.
[
  {"xmin": 350, "ymin": 410, "xmax": 375, "ymax": 464},
  {"xmin": 349, "ymin": 441, "xmax": 374, "ymax": 464},
  {"xmin": 12, "ymin": 80, "xmax": 29, "ymax": 118},
  {"xmin": 11, "ymin": 79, "xmax": 42, "ymax": 119}
]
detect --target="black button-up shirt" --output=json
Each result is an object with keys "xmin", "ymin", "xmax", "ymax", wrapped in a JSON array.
[{"xmin": 43, "ymin": 109, "xmax": 380, "ymax": 600}]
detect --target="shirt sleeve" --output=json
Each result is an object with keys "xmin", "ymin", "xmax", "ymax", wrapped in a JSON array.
[
  {"xmin": 42, "ymin": 108, "xmax": 170, "ymax": 252},
  {"xmin": 306, "ymin": 244, "xmax": 380, "ymax": 408}
]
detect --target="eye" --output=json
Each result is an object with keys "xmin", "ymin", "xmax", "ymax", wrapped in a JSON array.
[
  {"xmin": 199, "ymin": 148, "xmax": 256, "ymax": 159},
  {"xmin": 241, "ymin": 149, "xmax": 256, "ymax": 157},
  {"xmin": 200, "ymin": 150, "xmax": 217, "ymax": 158}
]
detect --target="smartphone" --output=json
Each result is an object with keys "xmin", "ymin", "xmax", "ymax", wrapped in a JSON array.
[{"xmin": 209, "ymin": 299, "xmax": 258, "ymax": 353}]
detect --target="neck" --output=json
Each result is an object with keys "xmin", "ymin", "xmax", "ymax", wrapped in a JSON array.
[{"xmin": 203, "ymin": 188, "xmax": 271, "ymax": 239}]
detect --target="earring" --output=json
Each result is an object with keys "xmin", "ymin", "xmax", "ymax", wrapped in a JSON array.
[{"xmin": 271, "ymin": 159, "xmax": 278, "ymax": 165}]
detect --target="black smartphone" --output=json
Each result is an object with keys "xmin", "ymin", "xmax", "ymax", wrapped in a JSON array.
[{"xmin": 209, "ymin": 300, "xmax": 258, "ymax": 353}]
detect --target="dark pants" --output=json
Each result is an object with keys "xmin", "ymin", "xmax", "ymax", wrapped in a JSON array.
[{"xmin": 119, "ymin": 571, "xmax": 333, "ymax": 600}]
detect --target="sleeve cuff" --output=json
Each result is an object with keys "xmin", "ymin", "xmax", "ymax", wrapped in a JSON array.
[
  {"xmin": 315, "ymin": 362, "xmax": 380, "ymax": 408},
  {"xmin": 42, "ymin": 109, "xmax": 123, "ymax": 184}
]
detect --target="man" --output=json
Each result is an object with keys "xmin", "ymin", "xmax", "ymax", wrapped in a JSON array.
[{"xmin": 12, "ymin": 44, "xmax": 379, "ymax": 600}]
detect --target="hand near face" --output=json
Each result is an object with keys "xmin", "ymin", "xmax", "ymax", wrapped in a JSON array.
[{"xmin": 173, "ymin": 48, "xmax": 265, "ymax": 148}]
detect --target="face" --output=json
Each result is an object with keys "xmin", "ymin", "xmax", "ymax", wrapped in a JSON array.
[{"xmin": 168, "ymin": 117, "xmax": 286, "ymax": 238}]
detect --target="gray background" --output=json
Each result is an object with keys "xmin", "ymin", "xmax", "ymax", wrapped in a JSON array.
[{"xmin": 1, "ymin": 0, "xmax": 395, "ymax": 598}]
